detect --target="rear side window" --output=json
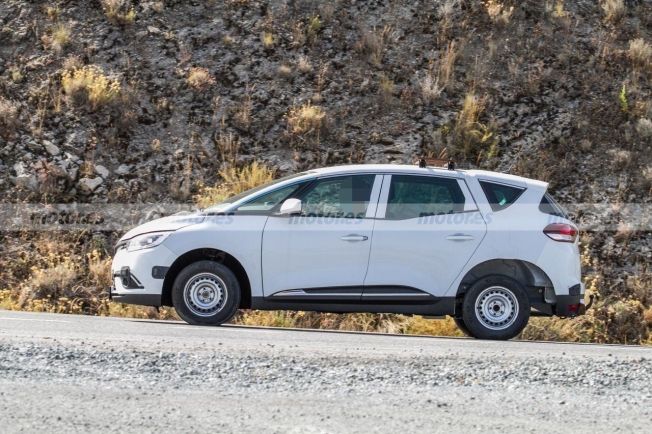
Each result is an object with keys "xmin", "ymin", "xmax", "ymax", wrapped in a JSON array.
[
  {"xmin": 386, "ymin": 175, "xmax": 465, "ymax": 220},
  {"xmin": 479, "ymin": 181, "xmax": 525, "ymax": 211},
  {"xmin": 539, "ymin": 193, "xmax": 569, "ymax": 219}
]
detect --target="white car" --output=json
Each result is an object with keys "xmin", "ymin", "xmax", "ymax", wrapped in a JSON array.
[{"xmin": 110, "ymin": 163, "xmax": 584, "ymax": 340}]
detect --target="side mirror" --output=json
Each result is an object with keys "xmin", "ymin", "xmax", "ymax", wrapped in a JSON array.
[{"xmin": 279, "ymin": 198, "xmax": 302, "ymax": 216}]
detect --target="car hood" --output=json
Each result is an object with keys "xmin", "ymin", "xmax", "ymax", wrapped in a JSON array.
[{"xmin": 120, "ymin": 213, "xmax": 205, "ymax": 242}]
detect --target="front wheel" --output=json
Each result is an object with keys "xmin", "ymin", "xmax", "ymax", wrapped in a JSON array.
[
  {"xmin": 461, "ymin": 275, "xmax": 530, "ymax": 340},
  {"xmin": 172, "ymin": 260, "xmax": 241, "ymax": 326}
]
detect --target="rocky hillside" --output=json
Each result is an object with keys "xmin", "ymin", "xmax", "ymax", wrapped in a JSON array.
[{"xmin": 0, "ymin": 0, "xmax": 650, "ymax": 341}]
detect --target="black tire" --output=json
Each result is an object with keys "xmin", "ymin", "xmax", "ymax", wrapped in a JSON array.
[
  {"xmin": 172, "ymin": 260, "xmax": 241, "ymax": 326},
  {"xmin": 453, "ymin": 317, "xmax": 471, "ymax": 337},
  {"xmin": 461, "ymin": 275, "xmax": 530, "ymax": 340}
]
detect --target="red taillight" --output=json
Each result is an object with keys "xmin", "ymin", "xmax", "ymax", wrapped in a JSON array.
[{"xmin": 543, "ymin": 223, "xmax": 578, "ymax": 243}]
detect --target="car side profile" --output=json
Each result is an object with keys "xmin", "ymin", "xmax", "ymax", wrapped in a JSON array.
[{"xmin": 110, "ymin": 163, "xmax": 585, "ymax": 340}]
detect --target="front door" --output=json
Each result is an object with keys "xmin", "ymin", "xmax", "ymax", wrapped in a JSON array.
[
  {"xmin": 364, "ymin": 174, "xmax": 486, "ymax": 297},
  {"xmin": 262, "ymin": 174, "xmax": 381, "ymax": 298}
]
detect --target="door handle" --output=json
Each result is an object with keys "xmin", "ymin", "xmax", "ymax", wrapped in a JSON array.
[
  {"xmin": 446, "ymin": 233, "xmax": 474, "ymax": 241},
  {"xmin": 340, "ymin": 234, "xmax": 368, "ymax": 242}
]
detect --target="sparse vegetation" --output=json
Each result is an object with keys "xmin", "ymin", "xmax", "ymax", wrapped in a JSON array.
[
  {"xmin": 418, "ymin": 71, "xmax": 443, "ymax": 103},
  {"xmin": 297, "ymin": 56, "xmax": 312, "ymax": 73},
  {"xmin": 195, "ymin": 161, "xmax": 275, "ymax": 208},
  {"xmin": 61, "ymin": 65, "xmax": 122, "ymax": 110},
  {"xmin": 0, "ymin": 97, "xmax": 19, "ymax": 138},
  {"xmin": 101, "ymin": 0, "xmax": 136, "ymax": 25},
  {"xmin": 357, "ymin": 25, "xmax": 396, "ymax": 67},
  {"xmin": 261, "ymin": 31, "xmax": 275, "ymax": 49},
  {"xmin": 485, "ymin": 0, "xmax": 514, "ymax": 24},
  {"xmin": 186, "ymin": 67, "xmax": 215, "ymax": 90},
  {"xmin": 42, "ymin": 22, "xmax": 71, "ymax": 53},
  {"xmin": 378, "ymin": 75, "xmax": 395, "ymax": 106},
  {"xmin": 628, "ymin": 39, "xmax": 652, "ymax": 72},
  {"xmin": 619, "ymin": 83, "xmax": 628, "ymax": 113},
  {"xmin": 287, "ymin": 103, "xmax": 327, "ymax": 136},
  {"xmin": 601, "ymin": 0, "xmax": 625, "ymax": 24}
]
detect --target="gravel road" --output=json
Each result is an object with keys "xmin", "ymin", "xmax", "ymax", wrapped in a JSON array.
[{"xmin": 1, "ymin": 310, "xmax": 651, "ymax": 433}]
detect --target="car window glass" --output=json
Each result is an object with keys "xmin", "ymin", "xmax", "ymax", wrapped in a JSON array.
[
  {"xmin": 301, "ymin": 175, "xmax": 375, "ymax": 218},
  {"xmin": 236, "ymin": 183, "xmax": 304, "ymax": 213},
  {"xmin": 479, "ymin": 181, "xmax": 525, "ymax": 211},
  {"xmin": 386, "ymin": 175, "xmax": 465, "ymax": 220}
]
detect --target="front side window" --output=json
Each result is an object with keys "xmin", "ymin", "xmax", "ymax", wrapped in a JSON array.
[
  {"xmin": 385, "ymin": 175, "xmax": 465, "ymax": 220},
  {"xmin": 235, "ymin": 182, "xmax": 306, "ymax": 213},
  {"xmin": 479, "ymin": 181, "xmax": 525, "ymax": 211},
  {"xmin": 300, "ymin": 175, "xmax": 375, "ymax": 218}
]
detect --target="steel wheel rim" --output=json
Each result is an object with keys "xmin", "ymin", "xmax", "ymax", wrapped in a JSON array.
[
  {"xmin": 183, "ymin": 273, "xmax": 227, "ymax": 317},
  {"xmin": 474, "ymin": 286, "xmax": 519, "ymax": 331}
]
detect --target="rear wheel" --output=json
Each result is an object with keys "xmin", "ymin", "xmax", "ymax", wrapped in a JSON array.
[
  {"xmin": 172, "ymin": 260, "xmax": 240, "ymax": 326},
  {"xmin": 461, "ymin": 275, "xmax": 530, "ymax": 340}
]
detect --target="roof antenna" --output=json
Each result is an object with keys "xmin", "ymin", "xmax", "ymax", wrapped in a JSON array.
[
  {"xmin": 418, "ymin": 157, "xmax": 427, "ymax": 168},
  {"xmin": 447, "ymin": 160, "xmax": 456, "ymax": 170}
]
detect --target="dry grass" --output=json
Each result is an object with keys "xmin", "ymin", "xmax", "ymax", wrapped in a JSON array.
[
  {"xmin": 213, "ymin": 131, "xmax": 241, "ymax": 165},
  {"xmin": 628, "ymin": 39, "xmax": 652, "ymax": 72},
  {"xmin": 261, "ymin": 32, "xmax": 275, "ymax": 49},
  {"xmin": 61, "ymin": 65, "xmax": 122, "ymax": 110},
  {"xmin": 450, "ymin": 92, "xmax": 499, "ymax": 162},
  {"xmin": 356, "ymin": 25, "xmax": 396, "ymax": 67},
  {"xmin": 601, "ymin": 0, "xmax": 625, "ymax": 24},
  {"xmin": 485, "ymin": 1, "xmax": 514, "ymax": 25},
  {"xmin": 297, "ymin": 56, "xmax": 312, "ymax": 74},
  {"xmin": 187, "ymin": 67, "xmax": 215, "ymax": 90},
  {"xmin": 0, "ymin": 97, "xmax": 19, "ymax": 138},
  {"xmin": 233, "ymin": 88, "xmax": 254, "ymax": 130},
  {"xmin": 101, "ymin": 0, "xmax": 136, "ymax": 25},
  {"xmin": 194, "ymin": 161, "xmax": 275, "ymax": 208},
  {"xmin": 236, "ymin": 311, "xmax": 463, "ymax": 337},
  {"xmin": 42, "ymin": 23, "xmax": 71, "ymax": 53},
  {"xmin": 378, "ymin": 75, "xmax": 395, "ymax": 106},
  {"xmin": 439, "ymin": 41, "xmax": 458, "ymax": 90},
  {"xmin": 419, "ymin": 71, "xmax": 443, "ymax": 103},
  {"xmin": 287, "ymin": 103, "xmax": 327, "ymax": 136}
]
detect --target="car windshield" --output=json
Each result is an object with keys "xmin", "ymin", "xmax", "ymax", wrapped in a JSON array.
[{"xmin": 203, "ymin": 171, "xmax": 310, "ymax": 214}]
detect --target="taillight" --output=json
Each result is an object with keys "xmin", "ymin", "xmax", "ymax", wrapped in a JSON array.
[{"xmin": 543, "ymin": 223, "xmax": 578, "ymax": 243}]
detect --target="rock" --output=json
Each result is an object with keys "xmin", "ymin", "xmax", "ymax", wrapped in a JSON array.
[
  {"xmin": 43, "ymin": 141, "xmax": 60, "ymax": 156},
  {"xmin": 12, "ymin": 162, "xmax": 37, "ymax": 190},
  {"xmin": 147, "ymin": 26, "xmax": 161, "ymax": 35},
  {"xmin": 95, "ymin": 165, "xmax": 110, "ymax": 179},
  {"xmin": 78, "ymin": 177, "xmax": 103, "ymax": 194},
  {"xmin": 116, "ymin": 164, "xmax": 132, "ymax": 176}
]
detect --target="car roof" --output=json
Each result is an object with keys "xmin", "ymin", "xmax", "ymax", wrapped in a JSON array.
[{"xmin": 309, "ymin": 164, "xmax": 547, "ymax": 189}]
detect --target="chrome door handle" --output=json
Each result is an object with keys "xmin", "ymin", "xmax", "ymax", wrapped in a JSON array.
[
  {"xmin": 446, "ymin": 233, "xmax": 474, "ymax": 241},
  {"xmin": 340, "ymin": 234, "xmax": 368, "ymax": 242}
]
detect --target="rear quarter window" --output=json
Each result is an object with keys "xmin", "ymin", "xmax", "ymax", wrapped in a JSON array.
[
  {"xmin": 539, "ymin": 192, "xmax": 569, "ymax": 219},
  {"xmin": 479, "ymin": 181, "xmax": 525, "ymax": 211}
]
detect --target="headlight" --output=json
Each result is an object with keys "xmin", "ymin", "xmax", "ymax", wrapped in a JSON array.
[{"xmin": 126, "ymin": 232, "xmax": 171, "ymax": 252}]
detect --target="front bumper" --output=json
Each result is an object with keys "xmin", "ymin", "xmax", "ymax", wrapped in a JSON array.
[{"xmin": 109, "ymin": 243, "xmax": 176, "ymax": 307}]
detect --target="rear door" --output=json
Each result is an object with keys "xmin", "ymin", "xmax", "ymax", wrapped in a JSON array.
[{"xmin": 363, "ymin": 174, "xmax": 486, "ymax": 297}]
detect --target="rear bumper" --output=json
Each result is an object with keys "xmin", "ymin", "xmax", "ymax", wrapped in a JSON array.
[{"xmin": 554, "ymin": 294, "xmax": 586, "ymax": 317}]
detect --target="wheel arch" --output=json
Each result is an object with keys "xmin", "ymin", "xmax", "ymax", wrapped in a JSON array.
[
  {"xmin": 454, "ymin": 259, "xmax": 554, "ymax": 314},
  {"xmin": 161, "ymin": 248, "xmax": 252, "ymax": 309}
]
